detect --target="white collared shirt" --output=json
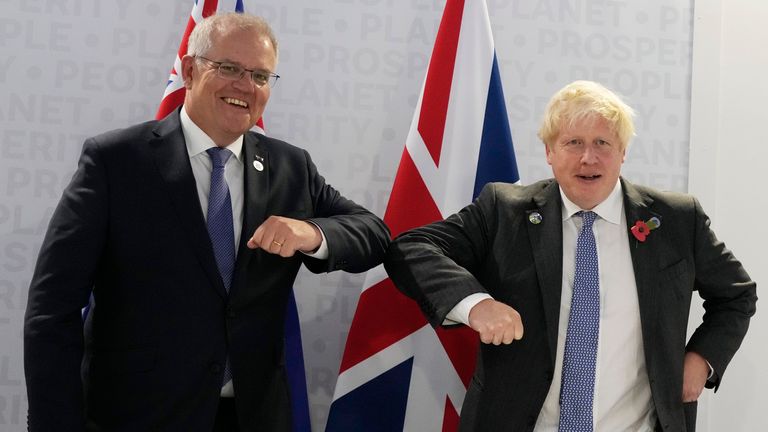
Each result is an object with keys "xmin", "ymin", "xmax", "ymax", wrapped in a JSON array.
[{"xmin": 180, "ymin": 106, "xmax": 245, "ymax": 251}]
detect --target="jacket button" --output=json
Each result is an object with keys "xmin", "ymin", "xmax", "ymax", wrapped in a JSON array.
[
  {"xmin": 210, "ymin": 363, "xmax": 222, "ymax": 374},
  {"xmin": 227, "ymin": 307, "xmax": 236, "ymax": 318}
]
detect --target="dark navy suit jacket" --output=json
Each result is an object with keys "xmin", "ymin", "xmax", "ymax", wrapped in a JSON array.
[{"xmin": 24, "ymin": 109, "xmax": 390, "ymax": 431}]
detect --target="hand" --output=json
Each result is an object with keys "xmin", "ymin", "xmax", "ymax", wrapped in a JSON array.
[
  {"xmin": 467, "ymin": 299, "xmax": 524, "ymax": 345},
  {"xmin": 682, "ymin": 351, "xmax": 710, "ymax": 402},
  {"xmin": 246, "ymin": 216, "xmax": 322, "ymax": 257}
]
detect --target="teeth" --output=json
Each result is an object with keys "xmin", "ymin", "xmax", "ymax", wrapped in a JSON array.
[{"xmin": 223, "ymin": 97, "xmax": 248, "ymax": 108}]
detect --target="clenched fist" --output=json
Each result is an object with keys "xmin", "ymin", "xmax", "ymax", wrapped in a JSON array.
[
  {"xmin": 247, "ymin": 216, "xmax": 322, "ymax": 257},
  {"xmin": 468, "ymin": 298, "xmax": 524, "ymax": 345}
]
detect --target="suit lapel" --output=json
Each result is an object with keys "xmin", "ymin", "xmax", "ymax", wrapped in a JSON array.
[
  {"xmin": 149, "ymin": 111, "xmax": 227, "ymax": 299},
  {"xmin": 621, "ymin": 178, "xmax": 661, "ymax": 360},
  {"xmin": 234, "ymin": 133, "xmax": 270, "ymax": 275},
  {"xmin": 527, "ymin": 181, "xmax": 564, "ymax": 359}
]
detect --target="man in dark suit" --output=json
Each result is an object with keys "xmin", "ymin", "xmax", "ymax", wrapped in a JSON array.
[
  {"xmin": 24, "ymin": 13, "xmax": 390, "ymax": 432},
  {"xmin": 384, "ymin": 81, "xmax": 756, "ymax": 431}
]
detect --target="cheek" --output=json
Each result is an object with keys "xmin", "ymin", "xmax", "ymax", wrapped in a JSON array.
[
  {"xmin": 260, "ymin": 88, "xmax": 271, "ymax": 103},
  {"xmin": 611, "ymin": 155, "xmax": 625, "ymax": 172},
  {"xmin": 253, "ymin": 92, "xmax": 270, "ymax": 111}
]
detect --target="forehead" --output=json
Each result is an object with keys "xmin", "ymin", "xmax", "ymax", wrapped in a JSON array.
[
  {"xmin": 208, "ymin": 28, "xmax": 277, "ymax": 67},
  {"xmin": 558, "ymin": 115, "xmax": 616, "ymax": 138}
]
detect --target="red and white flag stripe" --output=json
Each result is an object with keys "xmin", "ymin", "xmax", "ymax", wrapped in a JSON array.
[{"xmin": 328, "ymin": 0, "xmax": 519, "ymax": 430}]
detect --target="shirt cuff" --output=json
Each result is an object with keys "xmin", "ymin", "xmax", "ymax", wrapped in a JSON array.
[
  {"xmin": 444, "ymin": 293, "xmax": 493, "ymax": 325},
  {"xmin": 301, "ymin": 221, "xmax": 328, "ymax": 259}
]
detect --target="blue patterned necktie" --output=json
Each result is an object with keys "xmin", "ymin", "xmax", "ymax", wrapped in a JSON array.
[
  {"xmin": 206, "ymin": 147, "xmax": 234, "ymax": 385},
  {"xmin": 206, "ymin": 147, "xmax": 235, "ymax": 291},
  {"xmin": 559, "ymin": 211, "xmax": 600, "ymax": 432}
]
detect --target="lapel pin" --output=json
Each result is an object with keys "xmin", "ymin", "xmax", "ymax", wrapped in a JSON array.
[
  {"xmin": 528, "ymin": 212, "xmax": 543, "ymax": 225},
  {"xmin": 631, "ymin": 216, "xmax": 661, "ymax": 242},
  {"xmin": 253, "ymin": 160, "xmax": 264, "ymax": 171}
]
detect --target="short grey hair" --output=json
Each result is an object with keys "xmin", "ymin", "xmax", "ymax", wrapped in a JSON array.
[{"xmin": 187, "ymin": 12, "xmax": 278, "ymax": 59}]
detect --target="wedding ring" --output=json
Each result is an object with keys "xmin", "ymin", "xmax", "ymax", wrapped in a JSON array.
[{"xmin": 272, "ymin": 240, "xmax": 283, "ymax": 247}]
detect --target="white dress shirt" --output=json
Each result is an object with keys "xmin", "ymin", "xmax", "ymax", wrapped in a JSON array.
[
  {"xmin": 448, "ymin": 181, "xmax": 656, "ymax": 431},
  {"xmin": 181, "ymin": 107, "xmax": 245, "ymax": 251}
]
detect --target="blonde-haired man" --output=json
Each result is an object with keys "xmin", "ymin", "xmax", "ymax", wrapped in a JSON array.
[{"xmin": 385, "ymin": 80, "xmax": 755, "ymax": 431}]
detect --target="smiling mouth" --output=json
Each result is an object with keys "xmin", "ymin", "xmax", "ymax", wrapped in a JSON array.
[{"xmin": 222, "ymin": 97, "xmax": 248, "ymax": 109}]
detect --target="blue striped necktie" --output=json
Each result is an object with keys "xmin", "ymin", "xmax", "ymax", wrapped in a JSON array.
[
  {"xmin": 206, "ymin": 147, "xmax": 234, "ymax": 385},
  {"xmin": 559, "ymin": 211, "xmax": 600, "ymax": 432}
]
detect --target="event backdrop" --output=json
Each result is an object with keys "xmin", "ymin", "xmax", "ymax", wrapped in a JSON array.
[{"xmin": 2, "ymin": 1, "xmax": 696, "ymax": 430}]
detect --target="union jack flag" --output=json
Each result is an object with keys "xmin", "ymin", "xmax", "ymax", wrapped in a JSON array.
[{"xmin": 327, "ymin": 0, "xmax": 520, "ymax": 430}]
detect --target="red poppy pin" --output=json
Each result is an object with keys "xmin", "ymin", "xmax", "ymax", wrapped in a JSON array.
[{"xmin": 631, "ymin": 216, "xmax": 661, "ymax": 242}]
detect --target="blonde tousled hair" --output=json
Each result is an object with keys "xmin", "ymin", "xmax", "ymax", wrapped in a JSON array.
[{"xmin": 538, "ymin": 80, "xmax": 635, "ymax": 151}]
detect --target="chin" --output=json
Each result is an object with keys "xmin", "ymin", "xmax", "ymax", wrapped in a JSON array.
[
  {"xmin": 225, "ymin": 122, "xmax": 252, "ymax": 134},
  {"xmin": 582, "ymin": 194, "xmax": 609, "ymax": 209},
  {"xmin": 570, "ymin": 193, "xmax": 598, "ymax": 209}
]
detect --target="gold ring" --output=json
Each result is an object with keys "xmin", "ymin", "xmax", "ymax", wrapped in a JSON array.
[{"xmin": 272, "ymin": 240, "xmax": 283, "ymax": 247}]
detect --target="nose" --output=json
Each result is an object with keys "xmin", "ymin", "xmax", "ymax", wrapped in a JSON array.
[
  {"xmin": 580, "ymin": 145, "xmax": 599, "ymax": 164},
  {"xmin": 231, "ymin": 73, "xmax": 257, "ymax": 91}
]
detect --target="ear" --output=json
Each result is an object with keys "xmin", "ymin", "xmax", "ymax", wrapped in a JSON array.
[
  {"xmin": 180, "ymin": 55, "xmax": 196, "ymax": 89},
  {"xmin": 545, "ymin": 144, "xmax": 553, "ymax": 166}
]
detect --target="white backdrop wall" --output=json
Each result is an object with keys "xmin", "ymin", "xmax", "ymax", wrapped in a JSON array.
[
  {"xmin": 0, "ymin": 1, "xmax": 761, "ymax": 431},
  {"xmin": 688, "ymin": 0, "xmax": 768, "ymax": 431}
]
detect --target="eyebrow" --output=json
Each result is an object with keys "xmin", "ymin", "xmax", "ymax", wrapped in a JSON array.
[
  {"xmin": 216, "ymin": 58, "xmax": 272, "ymax": 73},
  {"xmin": 561, "ymin": 134, "xmax": 612, "ymax": 141}
]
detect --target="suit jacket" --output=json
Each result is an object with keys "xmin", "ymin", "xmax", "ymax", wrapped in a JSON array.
[
  {"xmin": 24, "ymin": 110, "xmax": 390, "ymax": 432},
  {"xmin": 384, "ymin": 178, "xmax": 756, "ymax": 432}
]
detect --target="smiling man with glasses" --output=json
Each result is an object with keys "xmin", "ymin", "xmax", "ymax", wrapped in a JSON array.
[{"xmin": 24, "ymin": 12, "xmax": 390, "ymax": 432}]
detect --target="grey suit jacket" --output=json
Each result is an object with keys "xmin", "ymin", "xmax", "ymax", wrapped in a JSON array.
[
  {"xmin": 384, "ymin": 178, "xmax": 756, "ymax": 432},
  {"xmin": 24, "ymin": 109, "xmax": 390, "ymax": 432}
]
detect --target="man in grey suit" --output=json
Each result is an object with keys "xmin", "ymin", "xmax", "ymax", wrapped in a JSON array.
[
  {"xmin": 24, "ymin": 13, "xmax": 389, "ymax": 432},
  {"xmin": 384, "ymin": 80, "xmax": 756, "ymax": 431}
]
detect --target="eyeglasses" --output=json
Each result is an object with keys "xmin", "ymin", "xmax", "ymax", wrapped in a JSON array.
[
  {"xmin": 558, "ymin": 139, "xmax": 619, "ymax": 157},
  {"xmin": 197, "ymin": 56, "xmax": 280, "ymax": 88}
]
